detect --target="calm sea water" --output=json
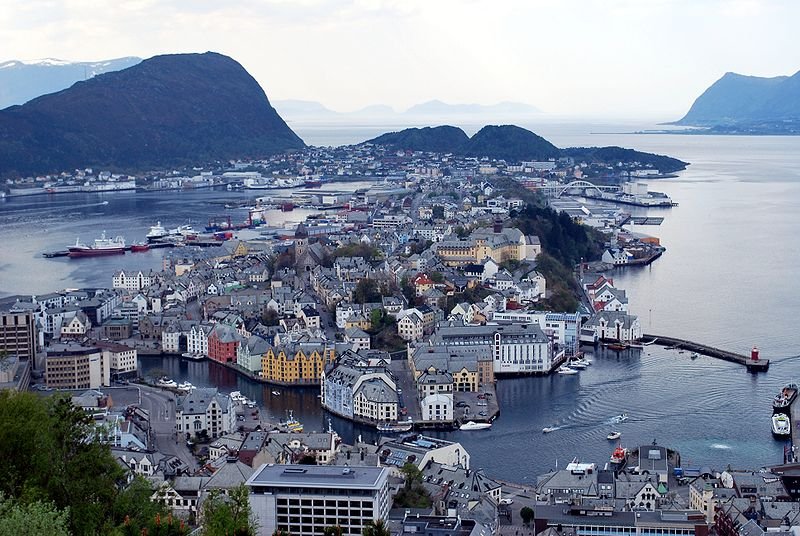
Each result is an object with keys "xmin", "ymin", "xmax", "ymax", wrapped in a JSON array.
[{"xmin": 3, "ymin": 122, "xmax": 800, "ymax": 481}]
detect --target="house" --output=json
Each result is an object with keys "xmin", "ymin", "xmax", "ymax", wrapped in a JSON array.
[
  {"xmin": 344, "ymin": 327, "xmax": 371, "ymax": 351},
  {"xmin": 60, "ymin": 311, "xmax": 91, "ymax": 339},
  {"xmin": 208, "ymin": 323, "xmax": 241, "ymax": 363},
  {"xmin": 237, "ymin": 335, "xmax": 270, "ymax": 374},
  {"xmin": 175, "ymin": 388, "xmax": 235, "ymax": 440},
  {"xmin": 397, "ymin": 309, "xmax": 424, "ymax": 342},
  {"xmin": 585, "ymin": 311, "xmax": 642, "ymax": 342}
]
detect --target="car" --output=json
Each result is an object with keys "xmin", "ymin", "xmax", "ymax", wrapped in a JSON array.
[
  {"xmin": 479, "ymin": 411, "xmax": 488, "ymax": 416},
  {"xmin": 456, "ymin": 401, "xmax": 468, "ymax": 408},
  {"xmin": 477, "ymin": 394, "xmax": 486, "ymax": 399},
  {"xmin": 477, "ymin": 401, "xmax": 487, "ymax": 407},
  {"xmin": 500, "ymin": 498, "xmax": 513, "ymax": 505}
]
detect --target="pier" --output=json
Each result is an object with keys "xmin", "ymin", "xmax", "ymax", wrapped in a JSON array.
[{"xmin": 642, "ymin": 333, "xmax": 769, "ymax": 372}]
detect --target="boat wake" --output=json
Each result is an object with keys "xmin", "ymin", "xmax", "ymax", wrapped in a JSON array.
[{"xmin": 710, "ymin": 443, "xmax": 732, "ymax": 450}]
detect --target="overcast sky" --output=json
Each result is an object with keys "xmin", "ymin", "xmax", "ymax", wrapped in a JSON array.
[{"xmin": 2, "ymin": 0, "xmax": 799, "ymax": 119}]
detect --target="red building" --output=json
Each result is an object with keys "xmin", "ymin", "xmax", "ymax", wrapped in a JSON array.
[{"xmin": 208, "ymin": 324, "xmax": 240, "ymax": 364}]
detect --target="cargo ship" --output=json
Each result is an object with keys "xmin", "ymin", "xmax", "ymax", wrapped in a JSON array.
[{"xmin": 68, "ymin": 232, "xmax": 126, "ymax": 257}]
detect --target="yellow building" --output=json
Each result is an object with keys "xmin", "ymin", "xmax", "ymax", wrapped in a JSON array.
[
  {"xmin": 261, "ymin": 344, "xmax": 335, "ymax": 385},
  {"xmin": 435, "ymin": 225, "xmax": 528, "ymax": 267},
  {"xmin": 344, "ymin": 315, "xmax": 371, "ymax": 331}
]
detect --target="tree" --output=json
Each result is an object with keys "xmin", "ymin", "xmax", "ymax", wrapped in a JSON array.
[
  {"xmin": 394, "ymin": 463, "xmax": 432, "ymax": 508},
  {"xmin": 0, "ymin": 494, "xmax": 70, "ymax": 536},
  {"xmin": 431, "ymin": 206, "xmax": 445, "ymax": 220},
  {"xmin": 202, "ymin": 485, "xmax": 257, "ymax": 536},
  {"xmin": 362, "ymin": 519, "xmax": 391, "ymax": 536},
  {"xmin": 112, "ymin": 476, "xmax": 170, "ymax": 531},
  {"xmin": 370, "ymin": 308, "xmax": 384, "ymax": 329},
  {"xmin": 520, "ymin": 506, "xmax": 534, "ymax": 526},
  {"xmin": 323, "ymin": 526, "xmax": 343, "ymax": 536},
  {"xmin": 354, "ymin": 279, "xmax": 380, "ymax": 304},
  {"xmin": 262, "ymin": 308, "xmax": 280, "ymax": 326},
  {"xmin": 430, "ymin": 271, "xmax": 444, "ymax": 284}
]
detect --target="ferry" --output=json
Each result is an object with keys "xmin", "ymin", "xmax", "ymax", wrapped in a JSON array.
[
  {"xmin": 773, "ymin": 383, "xmax": 798, "ymax": 413},
  {"xmin": 459, "ymin": 421, "xmax": 492, "ymax": 431},
  {"xmin": 377, "ymin": 420, "xmax": 413, "ymax": 433},
  {"xmin": 68, "ymin": 232, "xmax": 126, "ymax": 257},
  {"xmin": 607, "ymin": 431, "xmax": 622, "ymax": 440},
  {"xmin": 557, "ymin": 366, "xmax": 579, "ymax": 375},
  {"xmin": 772, "ymin": 414, "xmax": 791, "ymax": 438}
]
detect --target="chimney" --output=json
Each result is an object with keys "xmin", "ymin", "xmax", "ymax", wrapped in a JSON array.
[{"xmin": 493, "ymin": 219, "xmax": 503, "ymax": 233}]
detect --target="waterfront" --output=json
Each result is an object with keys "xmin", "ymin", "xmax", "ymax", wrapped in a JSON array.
[{"xmin": 5, "ymin": 122, "xmax": 800, "ymax": 483}]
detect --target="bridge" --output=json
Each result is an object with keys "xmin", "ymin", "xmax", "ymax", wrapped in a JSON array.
[{"xmin": 540, "ymin": 180, "xmax": 621, "ymax": 199}]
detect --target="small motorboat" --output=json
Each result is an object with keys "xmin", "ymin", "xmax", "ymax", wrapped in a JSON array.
[
  {"xmin": 460, "ymin": 421, "xmax": 492, "ymax": 431},
  {"xmin": 557, "ymin": 366, "xmax": 579, "ymax": 375},
  {"xmin": 607, "ymin": 431, "xmax": 622, "ymax": 440},
  {"xmin": 272, "ymin": 390, "xmax": 281, "ymax": 396},
  {"xmin": 569, "ymin": 360, "xmax": 588, "ymax": 370},
  {"xmin": 611, "ymin": 413, "xmax": 629, "ymax": 423},
  {"xmin": 542, "ymin": 426, "xmax": 558, "ymax": 433},
  {"xmin": 157, "ymin": 378, "xmax": 177, "ymax": 388},
  {"xmin": 772, "ymin": 414, "xmax": 791, "ymax": 438},
  {"xmin": 690, "ymin": 352, "xmax": 699, "ymax": 359},
  {"xmin": 177, "ymin": 381, "xmax": 194, "ymax": 391}
]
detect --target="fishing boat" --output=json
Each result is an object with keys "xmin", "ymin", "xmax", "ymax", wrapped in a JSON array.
[
  {"xmin": 607, "ymin": 431, "xmax": 622, "ymax": 440},
  {"xmin": 459, "ymin": 421, "xmax": 492, "ymax": 431},
  {"xmin": 772, "ymin": 414, "xmax": 791, "ymax": 438},
  {"xmin": 68, "ymin": 232, "xmax": 126, "ymax": 257},
  {"xmin": 773, "ymin": 383, "xmax": 798, "ymax": 413},
  {"xmin": 130, "ymin": 242, "xmax": 150, "ymax": 252},
  {"xmin": 285, "ymin": 410, "xmax": 304, "ymax": 433},
  {"xmin": 542, "ymin": 426, "xmax": 558, "ymax": 433},
  {"xmin": 557, "ymin": 366, "xmax": 579, "ymax": 375}
]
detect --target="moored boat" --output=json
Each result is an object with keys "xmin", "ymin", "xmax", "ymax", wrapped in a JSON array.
[
  {"xmin": 130, "ymin": 242, "xmax": 150, "ymax": 252},
  {"xmin": 557, "ymin": 366, "xmax": 579, "ymax": 375},
  {"xmin": 772, "ymin": 413, "xmax": 791, "ymax": 438},
  {"xmin": 157, "ymin": 378, "xmax": 177, "ymax": 388},
  {"xmin": 607, "ymin": 343, "xmax": 628, "ymax": 351},
  {"xmin": 146, "ymin": 221, "xmax": 168, "ymax": 242},
  {"xmin": 68, "ymin": 232, "xmax": 126, "ymax": 257},
  {"xmin": 459, "ymin": 421, "xmax": 492, "ymax": 431},
  {"xmin": 377, "ymin": 420, "xmax": 413, "ymax": 433},
  {"xmin": 773, "ymin": 383, "xmax": 798, "ymax": 413},
  {"xmin": 610, "ymin": 445, "xmax": 628, "ymax": 465}
]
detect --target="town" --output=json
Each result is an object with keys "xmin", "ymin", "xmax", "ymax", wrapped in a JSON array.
[{"xmin": 7, "ymin": 141, "xmax": 774, "ymax": 536}]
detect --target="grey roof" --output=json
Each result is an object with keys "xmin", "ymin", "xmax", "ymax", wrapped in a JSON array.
[
  {"xmin": 177, "ymin": 388, "xmax": 230, "ymax": 414},
  {"xmin": 356, "ymin": 378, "xmax": 399, "ymax": 404},
  {"xmin": 205, "ymin": 459, "xmax": 255, "ymax": 490},
  {"xmin": 247, "ymin": 464, "xmax": 387, "ymax": 490}
]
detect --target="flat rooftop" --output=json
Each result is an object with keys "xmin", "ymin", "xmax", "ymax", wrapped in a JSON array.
[{"xmin": 247, "ymin": 464, "xmax": 387, "ymax": 490}]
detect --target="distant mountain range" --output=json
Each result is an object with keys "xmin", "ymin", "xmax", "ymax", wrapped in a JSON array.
[
  {"xmin": 273, "ymin": 99, "xmax": 542, "ymax": 121},
  {"xmin": 0, "ymin": 52, "xmax": 304, "ymax": 176},
  {"xmin": 675, "ymin": 70, "xmax": 800, "ymax": 134},
  {"xmin": 366, "ymin": 125, "xmax": 687, "ymax": 172},
  {"xmin": 0, "ymin": 57, "xmax": 142, "ymax": 109}
]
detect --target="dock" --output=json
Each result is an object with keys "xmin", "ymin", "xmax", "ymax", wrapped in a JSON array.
[{"xmin": 642, "ymin": 333, "xmax": 769, "ymax": 372}]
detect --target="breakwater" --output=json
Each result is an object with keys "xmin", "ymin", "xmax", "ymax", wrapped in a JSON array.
[{"xmin": 642, "ymin": 333, "xmax": 769, "ymax": 372}]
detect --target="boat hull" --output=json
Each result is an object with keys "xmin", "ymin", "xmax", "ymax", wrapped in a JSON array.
[{"xmin": 68, "ymin": 247, "xmax": 126, "ymax": 257}]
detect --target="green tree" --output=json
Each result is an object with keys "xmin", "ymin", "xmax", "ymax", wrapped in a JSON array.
[
  {"xmin": 520, "ymin": 506, "xmax": 534, "ymax": 526},
  {"xmin": 362, "ymin": 519, "xmax": 391, "ymax": 536},
  {"xmin": 323, "ymin": 526, "xmax": 343, "ymax": 536},
  {"xmin": 262, "ymin": 308, "xmax": 280, "ymax": 326},
  {"xmin": 431, "ymin": 206, "xmax": 445, "ymax": 220},
  {"xmin": 0, "ymin": 493, "xmax": 70, "ymax": 536},
  {"xmin": 112, "ymin": 476, "xmax": 169, "ymax": 531},
  {"xmin": 394, "ymin": 463, "xmax": 432, "ymax": 509},
  {"xmin": 202, "ymin": 485, "xmax": 257, "ymax": 536},
  {"xmin": 370, "ymin": 308, "xmax": 384, "ymax": 329},
  {"xmin": 354, "ymin": 279, "xmax": 381, "ymax": 304},
  {"xmin": 430, "ymin": 271, "xmax": 444, "ymax": 284}
]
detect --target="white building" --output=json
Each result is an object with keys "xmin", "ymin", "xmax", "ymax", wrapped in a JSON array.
[
  {"xmin": 112, "ymin": 270, "xmax": 154, "ymax": 291},
  {"xmin": 396, "ymin": 309, "xmax": 424, "ymax": 342},
  {"xmin": 95, "ymin": 342, "xmax": 138, "ymax": 376},
  {"xmin": 585, "ymin": 311, "xmax": 642, "ymax": 342},
  {"xmin": 187, "ymin": 324, "xmax": 212, "ymax": 356},
  {"xmin": 175, "ymin": 388, "xmax": 235, "ymax": 439},
  {"xmin": 246, "ymin": 464, "xmax": 390, "ymax": 536},
  {"xmin": 421, "ymin": 392, "xmax": 453, "ymax": 422}
]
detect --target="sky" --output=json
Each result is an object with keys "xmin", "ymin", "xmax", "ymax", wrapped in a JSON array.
[{"xmin": 2, "ymin": 0, "xmax": 799, "ymax": 119}]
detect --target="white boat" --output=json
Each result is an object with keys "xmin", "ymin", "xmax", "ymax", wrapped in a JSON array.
[
  {"xmin": 229, "ymin": 391, "xmax": 247, "ymax": 403},
  {"xmin": 542, "ymin": 426, "xmax": 558, "ymax": 433},
  {"xmin": 146, "ymin": 221, "xmax": 168, "ymax": 241},
  {"xmin": 772, "ymin": 414, "xmax": 791, "ymax": 437},
  {"xmin": 460, "ymin": 421, "xmax": 492, "ymax": 431},
  {"xmin": 177, "ymin": 381, "xmax": 195, "ymax": 391},
  {"xmin": 272, "ymin": 390, "xmax": 280, "ymax": 396},
  {"xmin": 157, "ymin": 378, "xmax": 177, "ymax": 388},
  {"xmin": 607, "ymin": 431, "xmax": 622, "ymax": 440},
  {"xmin": 557, "ymin": 366, "xmax": 579, "ymax": 375},
  {"xmin": 569, "ymin": 360, "xmax": 587, "ymax": 370},
  {"xmin": 691, "ymin": 352, "xmax": 699, "ymax": 359},
  {"xmin": 611, "ymin": 413, "xmax": 629, "ymax": 423},
  {"xmin": 68, "ymin": 232, "xmax": 126, "ymax": 257}
]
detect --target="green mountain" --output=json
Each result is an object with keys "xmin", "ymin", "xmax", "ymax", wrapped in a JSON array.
[
  {"xmin": 0, "ymin": 52, "xmax": 305, "ymax": 176},
  {"xmin": 366, "ymin": 124, "xmax": 686, "ymax": 172},
  {"xmin": 676, "ymin": 70, "xmax": 800, "ymax": 130}
]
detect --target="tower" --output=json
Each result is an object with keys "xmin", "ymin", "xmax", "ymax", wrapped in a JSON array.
[{"xmin": 294, "ymin": 223, "xmax": 308, "ymax": 260}]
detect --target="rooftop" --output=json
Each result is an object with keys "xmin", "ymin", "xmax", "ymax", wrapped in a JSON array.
[{"xmin": 247, "ymin": 464, "xmax": 387, "ymax": 489}]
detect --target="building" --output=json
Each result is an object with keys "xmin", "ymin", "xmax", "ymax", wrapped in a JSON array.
[
  {"xmin": 379, "ymin": 435, "xmax": 470, "ymax": 471},
  {"xmin": 0, "ymin": 310, "xmax": 38, "ymax": 368},
  {"xmin": 237, "ymin": 335, "xmax": 270, "ymax": 374},
  {"xmin": 208, "ymin": 323, "xmax": 241, "ymax": 364},
  {"xmin": 490, "ymin": 311, "xmax": 581, "ymax": 356},
  {"xmin": 261, "ymin": 343, "xmax": 335, "ymax": 385},
  {"xmin": 321, "ymin": 351, "xmax": 400, "ymax": 423},
  {"xmin": 585, "ymin": 311, "xmax": 642, "ymax": 343},
  {"xmin": 0, "ymin": 355, "xmax": 30, "ymax": 391},
  {"xmin": 430, "ymin": 322, "xmax": 561, "ymax": 374},
  {"xmin": 94, "ymin": 341, "xmax": 138, "ymax": 377},
  {"xmin": 532, "ymin": 504, "xmax": 708, "ymax": 536},
  {"xmin": 246, "ymin": 464, "xmax": 390, "ymax": 536},
  {"xmin": 45, "ymin": 344, "xmax": 110, "ymax": 389},
  {"xmin": 112, "ymin": 270, "xmax": 154, "ymax": 291},
  {"xmin": 175, "ymin": 388, "xmax": 235, "ymax": 439},
  {"xmin": 434, "ymin": 224, "xmax": 532, "ymax": 267}
]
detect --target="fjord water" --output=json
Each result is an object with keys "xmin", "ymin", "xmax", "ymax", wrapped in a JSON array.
[{"xmin": 4, "ymin": 121, "xmax": 800, "ymax": 481}]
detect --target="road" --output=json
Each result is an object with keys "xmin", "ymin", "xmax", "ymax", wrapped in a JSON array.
[{"xmin": 136, "ymin": 384, "xmax": 198, "ymax": 469}]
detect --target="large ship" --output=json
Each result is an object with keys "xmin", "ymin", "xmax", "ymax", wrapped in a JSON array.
[
  {"xmin": 146, "ymin": 222, "xmax": 168, "ymax": 242},
  {"xmin": 68, "ymin": 232, "xmax": 126, "ymax": 257},
  {"xmin": 773, "ymin": 383, "xmax": 798, "ymax": 414}
]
